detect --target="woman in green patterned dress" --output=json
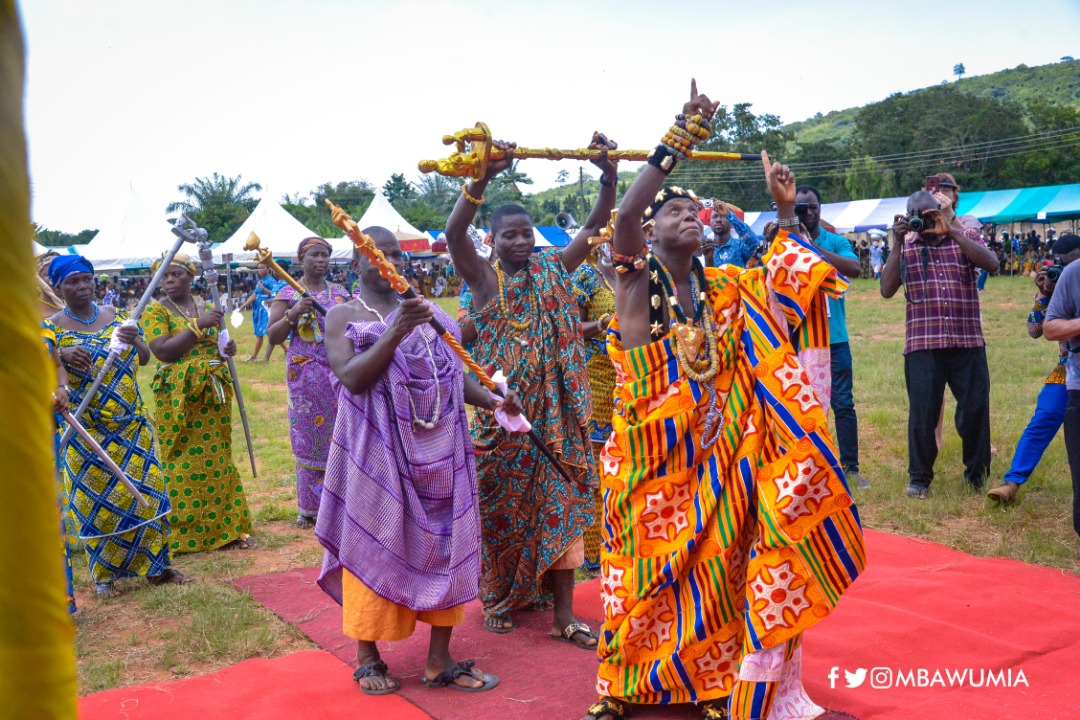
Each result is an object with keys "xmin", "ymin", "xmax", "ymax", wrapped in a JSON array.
[{"xmin": 142, "ymin": 254, "xmax": 253, "ymax": 553}]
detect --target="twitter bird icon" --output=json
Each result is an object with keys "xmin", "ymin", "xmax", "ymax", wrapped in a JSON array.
[{"xmin": 845, "ymin": 668, "xmax": 867, "ymax": 688}]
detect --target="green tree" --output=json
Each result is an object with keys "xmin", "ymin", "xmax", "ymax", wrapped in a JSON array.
[
  {"xmin": 672, "ymin": 102, "xmax": 794, "ymax": 209},
  {"xmin": 1003, "ymin": 101, "xmax": 1080, "ymax": 187},
  {"xmin": 166, "ymin": 173, "xmax": 262, "ymax": 242},
  {"xmin": 852, "ymin": 85, "xmax": 1028, "ymax": 195},
  {"xmin": 953, "ymin": 63, "xmax": 966, "ymax": 80},
  {"xmin": 382, "ymin": 173, "xmax": 417, "ymax": 205},
  {"xmin": 34, "ymin": 226, "xmax": 97, "ymax": 247}
]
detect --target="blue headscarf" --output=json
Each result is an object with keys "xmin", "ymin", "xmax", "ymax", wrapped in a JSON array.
[{"xmin": 47, "ymin": 255, "xmax": 94, "ymax": 287}]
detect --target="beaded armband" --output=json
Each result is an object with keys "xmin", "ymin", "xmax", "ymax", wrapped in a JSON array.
[
  {"xmin": 776, "ymin": 216, "xmax": 801, "ymax": 229},
  {"xmin": 461, "ymin": 184, "xmax": 484, "ymax": 206},
  {"xmin": 611, "ymin": 246, "xmax": 648, "ymax": 274}
]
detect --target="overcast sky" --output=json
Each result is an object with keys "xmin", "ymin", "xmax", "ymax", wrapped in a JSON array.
[{"xmin": 20, "ymin": 0, "xmax": 1080, "ymax": 233}]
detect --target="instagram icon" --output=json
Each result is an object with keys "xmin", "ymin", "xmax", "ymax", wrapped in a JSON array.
[{"xmin": 870, "ymin": 667, "xmax": 893, "ymax": 689}]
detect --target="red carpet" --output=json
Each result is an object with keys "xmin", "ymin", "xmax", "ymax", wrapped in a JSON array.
[
  {"xmin": 77, "ymin": 650, "xmax": 427, "ymax": 720},
  {"xmin": 227, "ymin": 529, "xmax": 1080, "ymax": 720}
]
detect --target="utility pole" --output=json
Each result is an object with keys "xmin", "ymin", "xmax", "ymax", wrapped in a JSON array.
[{"xmin": 577, "ymin": 167, "xmax": 587, "ymax": 220}]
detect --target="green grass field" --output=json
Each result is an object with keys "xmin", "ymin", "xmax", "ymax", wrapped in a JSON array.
[{"xmin": 71, "ymin": 280, "xmax": 1077, "ymax": 694}]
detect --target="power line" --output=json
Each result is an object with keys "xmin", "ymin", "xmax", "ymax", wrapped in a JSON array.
[{"xmin": 678, "ymin": 134, "xmax": 1080, "ymax": 184}]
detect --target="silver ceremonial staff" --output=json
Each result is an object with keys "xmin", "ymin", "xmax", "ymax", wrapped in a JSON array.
[
  {"xmin": 61, "ymin": 410, "xmax": 150, "ymax": 508},
  {"xmin": 186, "ymin": 228, "xmax": 258, "ymax": 478},
  {"xmin": 57, "ymin": 215, "xmax": 195, "ymax": 453}
]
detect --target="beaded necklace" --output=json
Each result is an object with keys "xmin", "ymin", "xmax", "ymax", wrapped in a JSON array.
[
  {"xmin": 648, "ymin": 255, "xmax": 725, "ymax": 448},
  {"xmin": 494, "ymin": 260, "xmax": 535, "ymax": 333},
  {"xmin": 357, "ymin": 294, "xmax": 442, "ymax": 431},
  {"xmin": 63, "ymin": 303, "xmax": 100, "ymax": 327}
]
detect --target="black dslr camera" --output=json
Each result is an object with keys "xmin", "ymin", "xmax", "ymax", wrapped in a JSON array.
[
  {"xmin": 1046, "ymin": 258, "xmax": 1065, "ymax": 284},
  {"xmin": 907, "ymin": 212, "xmax": 930, "ymax": 233}
]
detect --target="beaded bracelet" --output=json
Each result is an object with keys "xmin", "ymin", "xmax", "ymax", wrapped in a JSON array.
[
  {"xmin": 611, "ymin": 246, "xmax": 649, "ymax": 274},
  {"xmin": 461, "ymin": 184, "xmax": 484, "ymax": 206},
  {"xmin": 600, "ymin": 174, "xmax": 616, "ymax": 189},
  {"xmin": 777, "ymin": 216, "xmax": 801, "ymax": 229}
]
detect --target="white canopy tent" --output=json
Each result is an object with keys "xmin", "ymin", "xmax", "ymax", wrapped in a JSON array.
[
  {"xmin": 214, "ymin": 194, "xmax": 335, "ymax": 262},
  {"xmin": 333, "ymin": 193, "xmax": 431, "ymax": 259},
  {"xmin": 80, "ymin": 186, "xmax": 176, "ymax": 272}
]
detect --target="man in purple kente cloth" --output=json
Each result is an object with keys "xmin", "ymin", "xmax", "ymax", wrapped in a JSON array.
[{"xmin": 315, "ymin": 226, "xmax": 523, "ymax": 695}]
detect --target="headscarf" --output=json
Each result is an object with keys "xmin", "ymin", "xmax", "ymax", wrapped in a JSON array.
[
  {"xmin": 150, "ymin": 252, "xmax": 197, "ymax": 276},
  {"xmin": 297, "ymin": 236, "xmax": 332, "ymax": 260},
  {"xmin": 47, "ymin": 255, "xmax": 94, "ymax": 286}
]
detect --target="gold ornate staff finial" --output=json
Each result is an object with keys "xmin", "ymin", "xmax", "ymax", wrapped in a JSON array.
[
  {"xmin": 588, "ymin": 209, "xmax": 618, "ymax": 247},
  {"xmin": 418, "ymin": 122, "xmax": 761, "ymax": 179},
  {"xmin": 244, "ymin": 232, "xmax": 328, "ymax": 314}
]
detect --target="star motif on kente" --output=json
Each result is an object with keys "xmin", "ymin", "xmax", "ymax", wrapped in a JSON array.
[
  {"xmin": 767, "ymin": 240, "xmax": 816, "ymax": 293},
  {"xmin": 645, "ymin": 379, "xmax": 682, "ymax": 415},
  {"xmin": 599, "ymin": 442, "xmax": 624, "ymax": 478},
  {"xmin": 627, "ymin": 593, "xmax": 675, "ymax": 651},
  {"xmin": 749, "ymin": 561, "xmax": 810, "ymax": 633},
  {"xmin": 742, "ymin": 412, "xmax": 759, "ymax": 439},
  {"xmin": 775, "ymin": 456, "xmax": 831, "ymax": 522},
  {"xmin": 640, "ymin": 481, "xmax": 693, "ymax": 542},
  {"xmin": 693, "ymin": 636, "xmax": 742, "ymax": 691},
  {"xmin": 774, "ymin": 361, "xmax": 818, "ymax": 412},
  {"xmin": 601, "ymin": 564, "xmax": 628, "ymax": 616}
]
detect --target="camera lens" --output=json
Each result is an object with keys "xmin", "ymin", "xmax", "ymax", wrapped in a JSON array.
[{"xmin": 908, "ymin": 215, "xmax": 925, "ymax": 232}]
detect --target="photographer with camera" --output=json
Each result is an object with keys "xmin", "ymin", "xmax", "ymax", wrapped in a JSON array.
[
  {"xmin": 881, "ymin": 190, "xmax": 1000, "ymax": 499},
  {"xmin": 794, "ymin": 185, "xmax": 867, "ymax": 486},
  {"xmin": 988, "ymin": 235, "xmax": 1080, "ymax": 507},
  {"xmin": 700, "ymin": 198, "xmax": 761, "ymax": 268},
  {"xmin": 1042, "ymin": 235, "xmax": 1080, "ymax": 547}
]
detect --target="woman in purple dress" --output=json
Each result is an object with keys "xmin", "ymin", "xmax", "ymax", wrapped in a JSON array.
[{"xmin": 267, "ymin": 237, "xmax": 352, "ymax": 528}]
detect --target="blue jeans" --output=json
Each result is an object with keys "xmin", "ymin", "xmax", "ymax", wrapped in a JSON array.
[
  {"xmin": 830, "ymin": 342, "xmax": 859, "ymax": 472},
  {"xmin": 1004, "ymin": 383, "xmax": 1067, "ymax": 485}
]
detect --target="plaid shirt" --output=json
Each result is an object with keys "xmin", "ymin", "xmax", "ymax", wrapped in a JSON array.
[{"xmin": 899, "ymin": 228, "xmax": 986, "ymax": 355}]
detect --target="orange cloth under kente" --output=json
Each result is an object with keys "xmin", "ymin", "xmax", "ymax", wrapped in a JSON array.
[
  {"xmin": 595, "ymin": 230, "xmax": 866, "ymax": 719},
  {"xmin": 341, "ymin": 570, "xmax": 464, "ymax": 642}
]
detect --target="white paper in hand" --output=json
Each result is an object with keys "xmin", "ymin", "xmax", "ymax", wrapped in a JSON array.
[
  {"xmin": 230, "ymin": 309, "xmax": 244, "ymax": 328},
  {"xmin": 490, "ymin": 369, "xmax": 531, "ymax": 433},
  {"xmin": 108, "ymin": 317, "xmax": 136, "ymax": 353}
]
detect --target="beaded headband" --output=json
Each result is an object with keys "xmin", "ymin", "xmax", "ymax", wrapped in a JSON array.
[{"xmin": 643, "ymin": 186, "xmax": 701, "ymax": 222}]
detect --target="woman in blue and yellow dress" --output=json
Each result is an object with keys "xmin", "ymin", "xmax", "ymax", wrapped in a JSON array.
[{"xmin": 49, "ymin": 255, "xmax": 186, "ymax": 597}]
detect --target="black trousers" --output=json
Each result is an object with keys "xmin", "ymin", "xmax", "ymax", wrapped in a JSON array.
[
  {"xmin": 1063, "ymin": 390, "xmax": 1080, "ymax": 538},
  {"xmin": 904, "ymin": 347, "xmax": 991, "ymax": 488}
]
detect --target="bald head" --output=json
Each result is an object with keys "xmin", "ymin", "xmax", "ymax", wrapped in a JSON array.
[
  {"xmin": 354, "ymin": 225, "xmax": 399, "ymax": 264},
  {"xmin": 907, "ymin": 191, "xmax": 939, "ymax": 215}
]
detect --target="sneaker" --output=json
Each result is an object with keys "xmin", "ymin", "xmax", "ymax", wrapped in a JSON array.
[
  {"xmin": 986, "ymin": 481, "xmax": 1019, "ymax": 504},
  {"xmin": 906, "ymin": 483, "xmax": 930, "ymax": 500},
  {"xmin": 845, "ymin": 469, "xmax": 871, "ymax": 489}
]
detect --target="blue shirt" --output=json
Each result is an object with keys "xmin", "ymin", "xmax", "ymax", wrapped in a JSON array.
[
  {"xmin": 712, "ymin": 211, "xmax": 761, "ymax": 268},
  {"xmin": 812, "ymin": 228, "xmax": 858, "ymax": 345},
  {"xmin": 1046, "ymin": 260, "xmax": 1080, "ymax": 391}
]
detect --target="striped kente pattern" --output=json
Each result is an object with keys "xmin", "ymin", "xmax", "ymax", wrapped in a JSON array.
[{"xmin": 595, "ymin": 230, "xmax": 866, "ymax": 715}]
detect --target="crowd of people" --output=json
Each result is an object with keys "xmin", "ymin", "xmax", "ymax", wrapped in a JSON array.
[{"xmin": 33, "ymin": 79, "xmax": 1080, "ymax": 720}]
